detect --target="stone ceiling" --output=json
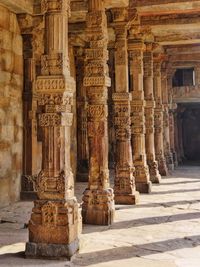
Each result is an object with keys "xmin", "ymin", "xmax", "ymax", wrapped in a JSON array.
[{"xmin": 1, "ymin": 0, "xmax": 200, "ymax": 59}]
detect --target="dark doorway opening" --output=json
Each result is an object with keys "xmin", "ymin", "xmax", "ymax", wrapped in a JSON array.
[{"xmin": 179, "ymin": 103, "xmax": 200, "ymax": 163}]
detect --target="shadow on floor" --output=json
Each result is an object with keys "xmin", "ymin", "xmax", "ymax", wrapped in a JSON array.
[
  {"xmin": 161, "ymin": 180, "xmax": 200, "ymax": 185},
  {"xmin": 73, "ymin": 235, "xmax": 200, "ymax": 266},
  {"xmin": 151, "ymin": 188, "xmax": 200, "ymax": 195},
  {"xmin": 115, "ymin": 199, "xmax": 200, "ymax": 209},
  {"xmin": 0, "ymin": 252, "xmax": 70, "ymax": 266},
  {"xmin": 83, "ymin": 211, "xmax": 200, "ymax": 234}
]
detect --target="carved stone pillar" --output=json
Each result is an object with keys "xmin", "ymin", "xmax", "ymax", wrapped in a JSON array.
[
  {"xmin": 153, "ymin": 56, "xmax": 168, "ymax": 176},
  {"xmin": 143, "ymin": 44, "xmax": 161, "ymax": 183},
  {"xmin": 111, "ymin": 11, "xmax": 139, "ymax": 204},
  {"xmin": 128, "ymin": 39, "xmax": 151, "ymax": 193},
  {"xmin": 82, "ymin": 0, "xmax": 115, "ymax": 225},
  {"xmin": 75, "ymin": 48, "xmax": 89, "ymax": 182},
  {"xmin": 17, "ymin": 14, "xmax": 43, "ymax": 200},
  {"xmin": 25, "ymin": 0, "xmax": 80, "ymax": 259},
  {"xmin": 162, "ymin": 65, "xmax": 174, "ymax": 171}
]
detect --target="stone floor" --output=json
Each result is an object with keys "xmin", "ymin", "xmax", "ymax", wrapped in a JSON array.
[{"xmin": 1, "ymin": 165, "xmax": 200, "ymax": 267}]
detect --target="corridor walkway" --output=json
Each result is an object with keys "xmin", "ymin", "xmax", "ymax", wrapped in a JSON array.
[{"xmin": 1, "ymin": 166, "xmax": 200, "ymax": 267}]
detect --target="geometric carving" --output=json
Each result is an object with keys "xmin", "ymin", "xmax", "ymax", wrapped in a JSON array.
[
  {"xmin": 36, "ymin": 77, "xmax": 65, "ymax": 92},
  {"xmin": 84, "ymin": 76, "xmax": 111, "ymax": 87},
  {"xmin": 38, "ymin": 113, "xmax": 61, "ymax": 127},
  {"xmin": 87, "ymin": 105, "xmax": 107, "ymax": 118},
  {"xmin": 35, "ymin": 171, "xmax": 66, "ymax": 199},
  {"xmin": 41, "ymin": 202, "xmax": 58, "ymax": 226}
]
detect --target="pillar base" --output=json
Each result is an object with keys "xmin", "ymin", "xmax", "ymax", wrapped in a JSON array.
[
  {"xmin": 150, "ymin": 173, "xmax": 161, "ymax": 184},
  {"xmin": 157, "ymin": 156, "xmax": 168, "ymax": 176},
  {"xmin": 165, "ymin": 152, "xmax": 174, "ymax": 171},
  {"xmin": 27, "ymin": 198, "xmax": 79, "ymax": 260},
  {"xmin": 25, "ymin": 240, "xmax": 79, "ymax": 260},
  {"xmin": 82, "ymin": 188, "xmax": 115, "ymax": 225},
  {"xmin": 168, "ymin": 163, "xmax": 174, "ymax": 171},
  {"xmin": 148, "ymin": 160, "xmax": 161, "ymax": 184},
  {"xmin": 136, "ymin": 181, "xmax": 152, "ymax": 194},
  {"xmin": 115, "ymin": 191, "xmax": 140, "ymax": 205},
  {"xmin": 134, "ymin": 163, "xmax": 151, "ymax": 193}
]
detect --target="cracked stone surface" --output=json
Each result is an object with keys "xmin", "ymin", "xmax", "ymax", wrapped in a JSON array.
[{"xmin": 1, "ymin": 165, "xmax": 200, "ymax": 266}]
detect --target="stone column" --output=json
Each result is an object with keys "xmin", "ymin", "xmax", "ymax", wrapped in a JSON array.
[
  {"xmin": 153, "ymin": 55, "xmax": 168, "ymax": 176},
  {"xmin": 162, "ymin": 65, "xmax": 174, "ymax": 170},
  {"xmin": 75, "ymin": 48, "xmax": 89, "ymax": 182},
  {"xmin": 128, "ymin": 38, "xmax": 151, "ymax": 193},
  {"xmin": 143, "ymin": 44, "xmax": 161, "ymax": 183},
  {"xmin": 18, "ymin": 14, "xmax": 43, "ymax": 200},
  {"xmin": 82, "ymin": 0, "xmax": 115, "ymax": 225},
  {"xmin": 112, "ymin": 11, "xmax": 139, "ymax": 204},
  {"xmin": 25, "ymin": 0, "xmax": 79, "ymax": 259}
]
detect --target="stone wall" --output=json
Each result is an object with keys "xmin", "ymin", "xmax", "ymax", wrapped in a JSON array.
[{"xmin": 0, "ymin": 5, "xmax": 23, "ymax": 207}]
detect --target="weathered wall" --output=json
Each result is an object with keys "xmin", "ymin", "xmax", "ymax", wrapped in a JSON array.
[{"xmin": 0, "ymin": 5, "xmax": 23, "ymax": 207}]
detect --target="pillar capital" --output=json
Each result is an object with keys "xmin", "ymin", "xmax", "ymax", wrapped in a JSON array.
[
  {"xmin": 41, "ymin": 0, "xmax": 70, "ymax": 15},
  {"xmin": 111, "ymin": 7, "xmax": 129, "ymax": 23}
]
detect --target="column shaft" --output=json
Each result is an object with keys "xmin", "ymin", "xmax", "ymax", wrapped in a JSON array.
[
  {"xmin": 143, "ymin": 45, "xmax": 161, "ymax": 183},
  {"xmin": 75, "ymin": 49, "xmax": 89, "ymax": 182},
  {"xmin": 112, "ymin": 19, "xmax": 139, "ymax": 204},
  {"xmin": 153, "ymin": 56, "xmax": 168, "ymax": 176},
  {"xmin": 25, "ymin": 0, "xmax": 79, "ymax": 259},
  {"xmin": 82, "ymin": 0, "xmax": 115, "ymax": 225},
  {"xmin": 128, "ymin": 39, "xmax": 151, "ymax": 193}
]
